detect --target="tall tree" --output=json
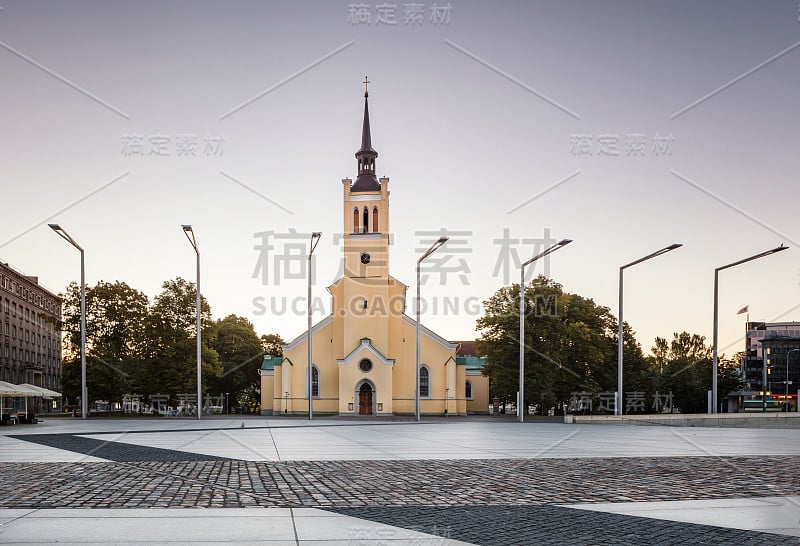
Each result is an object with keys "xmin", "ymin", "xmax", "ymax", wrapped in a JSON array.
[
  {"xmin": 60, "ymin": 280, "xmax": 148, "ymax": 408},
  {"xmin": 142, "ymin": 278, "xmax": 221, "ymax": 397},
  {"xmin": 207, "ymin": 315, "xmax": 264, "ymax": 409},
  {"xmin": 477, "ymin": 276, "xmax": 641, "ymax": 415},
  {"xmin": 648, "ymin": 332, "xmax": 742, "ymax": 413},
  {"xmin": 260, "ymin": 333, "xmax": 285, "ymax": 357},
  {"xmin": 61, "ymin": 280, "xmax": 149, "ymax": 361}
]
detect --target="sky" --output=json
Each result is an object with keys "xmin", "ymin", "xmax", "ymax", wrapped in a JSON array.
[{"xmin": 1, "ymin": 0, "xmax": 799, "ymax": 358}]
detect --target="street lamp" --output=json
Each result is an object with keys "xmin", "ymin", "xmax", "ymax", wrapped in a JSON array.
[
  {"xmin": 48, "ymin": 224, "xmax": 87, "ymax": 420},
  {"xmin": 182, "ymin": 225, "xmax": 202, "ymax": 421},
  {"xmin": 519, "ymin": 239, "xmax": 572, "ymax": 423},
  {"xmin": 307, "ymin": 232, "xmax": 321, "ymax": 421},
  {"xmin": 713, "ymin": 245, "xmax": 788, "ymax": 413},
  {"xmin": 617, "ymin": 244, "xmax": 682, "ymax": 416},
  {"xmin": 416, "ymin": 236, "xmax": 449, "ymax": 422},
  {"xmin": 786, "ymin": 349, "xmax": 798, "ymax": 413}
]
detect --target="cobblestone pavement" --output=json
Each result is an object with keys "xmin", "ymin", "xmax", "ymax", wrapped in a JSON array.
[
  {"xmin": 5, "ymin": 432, "xmax": 799, "ymax": 544},
  {"xmin": 3, "ymin": 435, "xmax": 800, "ymax": 508}
]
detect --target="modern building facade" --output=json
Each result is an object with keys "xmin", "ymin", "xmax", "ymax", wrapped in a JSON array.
[
  {"xmin": 0, "ymin": 262, "xmax": 63, "ymax": 391},
  {"xmin": 259, "ymin": 88, "xmax": 488, "ymax": 416},
  {"xmin": 743, "ymin": 321, "xmax": 800, "ymax": 410}
]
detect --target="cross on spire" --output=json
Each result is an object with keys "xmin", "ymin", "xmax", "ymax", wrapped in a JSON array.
[{"xmin": 363, "ymin": 76, "xmax": 370, "ymax": 97}]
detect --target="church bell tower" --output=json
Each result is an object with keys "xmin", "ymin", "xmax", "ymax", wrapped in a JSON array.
[{"xmin": 337, "ymin": 78, "xmax": 394, "ymax": 354}]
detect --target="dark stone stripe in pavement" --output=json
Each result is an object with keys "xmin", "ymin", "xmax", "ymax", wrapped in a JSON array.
[
  {"xmin": 327, "ymin": 506, "xmax": 787, "ymax": 546},
  {"xmin": 10, "ymin": 434, "xmax": 231, "ymax": 462}
]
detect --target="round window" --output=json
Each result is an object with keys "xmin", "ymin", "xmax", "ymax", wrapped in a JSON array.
[{"xmin": 358, "ymin": 358, "xmax": 373, "ymax": 372}]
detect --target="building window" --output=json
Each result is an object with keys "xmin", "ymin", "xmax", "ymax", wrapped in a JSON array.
[
  {"xmin": 353, "ymin": 207, "xmax": 360, "ymax": 233},
  {"xmin": 420, "ymin": 366, "xmax": 430, "ymax": 397},
  {"xmin": 311, "ymin": 366, "xmax": 319, "ymax": 397},
  {"xmin": 362, "ymin": 207, "xmax": 369, "ymax": 233},
  {"xmin": 372, "ymin": 206, "xmax": 379, "ymax": 232},
  {"xmin": 465, "ymin": 380, "xmax": 473, "ymax": 400},
  {"xmin": 359, "ymin": 358, "xmax": 373, "ymax": 373}
]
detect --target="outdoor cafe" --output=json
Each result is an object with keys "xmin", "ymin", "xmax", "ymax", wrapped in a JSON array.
[{"xmin": 0, "ymin": 381, "xmax": 62, "ymax": 425}]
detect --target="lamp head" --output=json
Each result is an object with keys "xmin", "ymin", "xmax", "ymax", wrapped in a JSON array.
[
  {"xmin": 667, "ymin": 243, "xmax": 683, "ymax": 250},
  {"xmin": 48, "ymin": 224, "xmax": 62, "ymax": 231},
  {"xmin": 436, "ymin": 236, "xmax": 449, "ymax": 244},
  {"xmin": 182, "ymin": 225, "xmax": 193, "ymax": 232},
  {"xmin": 558, "ymin": 239, "xmax": 573, "ymax": 246},
  {"xmin": 312, "ymin": 232, "xmax": 322, "ymax": 239}
]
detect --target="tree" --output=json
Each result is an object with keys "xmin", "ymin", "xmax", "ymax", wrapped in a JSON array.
[
  {"xmin": 648, "ymin": 332, "xmax": 743, "ymax": 413},
  {"xmin": 61, "ymin": 280, "xmax": 149, "ymax": 362},
  {"xmin": 142, "ymin": 278, "xmax": 221, "ymax": 398},
  {"xmin": 260, "ymin": 334, "xmax": 285, "ymax": 357},
  {"xmin": 476, "ymin": 276, "xmax": 637, "ymax": 415},
  {"xmin": 207, "ymin": 315, "xmax": 264, "ymax": 410},
  {"xmin": 60, "ymin": 280, "xmax": 148, "ymax": 409}
]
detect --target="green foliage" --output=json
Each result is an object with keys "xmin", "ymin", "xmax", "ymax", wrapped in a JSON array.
[
  {"xmin": 140, "ymin": 278, "xmax": 221, "ymax": 396},
  {"xmin": 475, "ymin": 276, "xmax": 734, "ymax": 415},
  {"xmin": 61, "ymin": 280, "xmax": 149, "ymax": 362},
  {"xmin": 207, "ymin": 315, "xmax": 264, "ymax": 403},
  {"xmin": 260, "ymin": 333, "xmax": 285, "ymax": 357},
  {"xmin": 477, "ymin": 276, "xmax": 648, "ymax": 414},
  {"xmin": 59, "ymin": 277, "xmax": 284, "ymax": 410},
  {"xmin": 650, "ymin": 333, "xmax": 743, "ymax": 413}
]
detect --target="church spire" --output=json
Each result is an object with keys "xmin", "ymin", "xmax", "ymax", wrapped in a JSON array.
[{"xmin": 352, "ymin": 76, "xmax": 381, "ymax": 192}]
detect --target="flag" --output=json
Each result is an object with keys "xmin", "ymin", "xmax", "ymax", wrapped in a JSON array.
[{"xmin": 737, "ymin": 305, "xmax": 749, "ymax": 315}]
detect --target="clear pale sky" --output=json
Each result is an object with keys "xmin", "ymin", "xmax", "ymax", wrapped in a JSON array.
[{"xmin": 1, "ymin": 1, "xmax": 798, "ymax": 358}]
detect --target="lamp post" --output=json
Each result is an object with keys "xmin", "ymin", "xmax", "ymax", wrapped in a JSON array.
[
  {"xmin": 48, "ymin": 224, "xmax": 87, "ymax": 420},
  {"xmin": 519, "ymin": 239, "xmax": 572, "ymax": 423},
  {"xmin": 617, "ymin": 244, "xmax": 682, "ymax": 416},
  {"xmin": 786, "ymin": 349, "xmax": 798, "ymax": 413},
  {"xmin": 181, "ymin": 225, "xmax": 202, "ymax": 421},
  {"xmin": 713, "ymin": 245, "xmax": 787, "ymax": 413},
  {"xmin": 225, "ymin": 392, "xmax": 229, "ymax": 415},
  {"xmin": 307, "ymin": 232, "xmax": 321, "ymax": 421},
  {"xmin": 416, "ymin": 236, "xmax": 449, "ymax": 422}
]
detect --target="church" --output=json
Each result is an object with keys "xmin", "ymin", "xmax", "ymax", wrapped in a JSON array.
[{"xmin": 259, "ymin": 84, "xmax": 489, "ymax": 416}]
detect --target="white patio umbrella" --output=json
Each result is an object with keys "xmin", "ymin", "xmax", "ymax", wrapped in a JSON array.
[
  {"xmin": 0, "ymin": 382, "xmax": 46, "ymax": 419},
  {"xmin": 19, "ymin": 384, "xmax": 62, "ymax": 417},
  {"xmin": 19, "ymin": 384, "xmax": 62, "ymax": 398}
]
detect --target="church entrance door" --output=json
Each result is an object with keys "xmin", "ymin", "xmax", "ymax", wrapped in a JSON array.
[{"xmin": 358, "ymin": 383, "xmax": 373, "ymax": 415}]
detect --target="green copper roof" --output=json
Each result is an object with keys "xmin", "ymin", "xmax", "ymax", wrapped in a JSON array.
[
  {"xmin": 456, "ymin": 356, "xmax": 485, "ymax": 369},
  {"xmin": 261, "ymin": 356, "xmax": 284, "ymax": 371}
]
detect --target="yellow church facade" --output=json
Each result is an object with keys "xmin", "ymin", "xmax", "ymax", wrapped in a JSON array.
[{"xmin": 259, "ymin": 87, "xmax": 489, "ymax": 416}]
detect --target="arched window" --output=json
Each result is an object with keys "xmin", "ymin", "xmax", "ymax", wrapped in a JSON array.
[
  {"xmin": 372, "ymin": 206, "xmax": 379, "ymax": 232},
  {"xmin": 362, "ymin": 207, "xmax": 369, "ymax": 233},
  {"xmin": 353, "ymin": 208, "xmax": 360, "ymax": 233},
  {"xmin": 419, "ymin": 366, "xmax": 430, "ymax": 397},
  {"xmin": 309, "ymin": 365, "xmax": 319, "ymax": 398},
  {"xmin": 465, "ymin": 380, "xmax": 473, "ymax": 400}
]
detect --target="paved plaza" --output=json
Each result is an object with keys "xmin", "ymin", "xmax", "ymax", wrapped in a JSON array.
[{"xmin": 0, "ymin": 417, "xmax": 798, "ymax": 544}]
